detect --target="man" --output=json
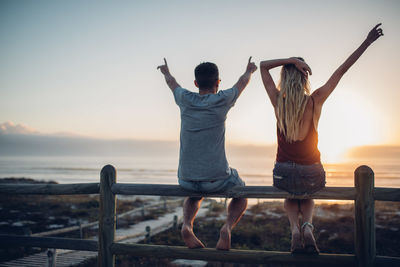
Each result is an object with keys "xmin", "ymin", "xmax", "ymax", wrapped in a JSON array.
[{"xmin": 157, "ymin": 57, "xmax": 257, "ymax": 250}]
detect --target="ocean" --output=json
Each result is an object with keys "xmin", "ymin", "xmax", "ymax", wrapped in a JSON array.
[{"xmin": 1, "ymin": 154, "xmax": 399, "ymax": 188}]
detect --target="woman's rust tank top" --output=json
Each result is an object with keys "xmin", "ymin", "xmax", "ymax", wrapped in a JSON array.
[{"xmin": 276, "ymin": 96, "xmax": 321, "ymax": 165}]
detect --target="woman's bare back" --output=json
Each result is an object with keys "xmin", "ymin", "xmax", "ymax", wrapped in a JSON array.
[{"xmin": 290, "ymin": 96, "xmax": 319, "ymax": 141}]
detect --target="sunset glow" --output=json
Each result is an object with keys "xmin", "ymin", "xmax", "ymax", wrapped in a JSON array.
[
  {"xmin": 1, "ymin": 1, "xmax": 399, "ymax": 150},
  {"xmin": 318, "ymin": 92, "xmax": 383, "ymax": 162}
]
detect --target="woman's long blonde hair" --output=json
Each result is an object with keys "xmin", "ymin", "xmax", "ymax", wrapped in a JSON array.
[{"xmin": 276, "ymin": 58, "xmax": 311, "ymax": 143}]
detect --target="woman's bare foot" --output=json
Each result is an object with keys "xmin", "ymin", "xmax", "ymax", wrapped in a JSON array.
[
  {"xmin": 302, "ymin": 223, "xmax": 319, "ymax": 254},
  {"xmin": 181, "ymin": 224, "xmax": 205, "ymax": 249},
  {"xmin": 216, "ymin": 224, "xmax": 231, "ymax": 250},
  {"xmin": 291, "ymin": 227, "xmax": 303, "ymax": 253}
]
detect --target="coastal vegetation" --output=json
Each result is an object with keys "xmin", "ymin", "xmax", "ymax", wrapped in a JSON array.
[{"xmin": 78, "ymin": 200, "xmax": 400, "ymax": 266}]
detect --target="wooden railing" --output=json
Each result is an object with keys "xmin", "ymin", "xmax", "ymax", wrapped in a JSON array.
[{"xmin": 1, "ymin": 165, "xmax": 400, "ymax": 267}]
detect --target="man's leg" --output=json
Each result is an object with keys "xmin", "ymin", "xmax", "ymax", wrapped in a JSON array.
[
  {"xmin": 284, "ymin": 199, "xmax": 302, "ymax": 252},
  {"xmin": 181, "ymin": 197, "xmax": 205, "ymax": 248},
  {"xmin": 216, "ymin": 197, "xmax": 248, "ymax": 250},
  {"xmin": 299, "ymin": 199, "xmax": 319, "ymax": 252}
]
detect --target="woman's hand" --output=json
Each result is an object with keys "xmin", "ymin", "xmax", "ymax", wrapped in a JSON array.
[
  {"xmin": 366, "ymin": 23, "xmax": 384, "ymax": 45},
  {"xmin": 292, "ymin": 58, "xmax": 312, "ymax": 76}
]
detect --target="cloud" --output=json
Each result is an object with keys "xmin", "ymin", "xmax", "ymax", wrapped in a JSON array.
[{"xmin": 0, "ymin": 121, "xmax": 40, "ymax": 135}]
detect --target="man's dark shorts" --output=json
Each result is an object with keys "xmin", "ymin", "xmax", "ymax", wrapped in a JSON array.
[
  {"xmin": 178, "ymin": 168, "xmax": 245, "ymax": 193},
  {"xmin": 273, "ymin": 161, "xmax": 326, "ymax": 195}
]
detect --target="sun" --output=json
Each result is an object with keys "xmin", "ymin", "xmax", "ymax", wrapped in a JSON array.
[{"xmin": 317, "ymin": 92, "xmax": 383, "ymax": 163}]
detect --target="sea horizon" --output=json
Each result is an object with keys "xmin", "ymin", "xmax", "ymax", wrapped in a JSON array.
[
  {"xmin": 1, "ymin": 152, "xmax": 399, "ymax": 189},
  {"xmin": 1, "ymin": 132, "xmax": 399, "ymax": 188}
]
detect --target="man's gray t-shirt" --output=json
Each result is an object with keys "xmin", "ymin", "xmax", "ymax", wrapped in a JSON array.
[{"xmin": 173, "ymin": 87, "xmax": 239, "ymax": 182}]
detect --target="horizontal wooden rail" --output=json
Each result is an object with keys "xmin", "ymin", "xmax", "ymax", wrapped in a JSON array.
[
  {"xmin": 110, "ymin": 243, "xmax": 400, "ymax": 266},
  {"xmin": 1, "ymin": 235, "xmax": 397, "ymax": 267},
  {"xmin": 110, "ymin": 243, "xmax": 355, "ymax": 266},
  {"xmin": 1, "ymin": 182, "xmax": 399, "ymax": 202},
  {"xmin": 0, "ymin": 183, "xmax": 99, "ymax": 195},
  {"xmin": 0, "ymin": 235, "xmax": 98, "ymax": 251},
  {"xmin": 112, "ymin": 184, "xmax": 359, "ymax": 200},
  {"xmin": 32, "ymin": 223, "xmax": 95, "ymax": 237},
  {"xmin": 113, "ymin": 183, "xmax": 400, "ymax": 201},
  {"xmin": 373, "ymin": 187, "xmax": 400, "ymax": 201},
  {"xmin": 375, "ymin": 256, "xmax": 400, "ymax": 267}
]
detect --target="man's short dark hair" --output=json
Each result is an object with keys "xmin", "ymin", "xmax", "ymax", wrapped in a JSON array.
[{"xmin": 194, "ymin": 62, "xmax": 219, "ymax": 90}]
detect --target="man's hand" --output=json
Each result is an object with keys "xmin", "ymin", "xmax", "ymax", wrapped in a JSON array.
[
  {"xmin": 366, "ymin": 23, "xmax": 383, "ymax": 45},
  {"xmin": 246, "ymin": 56, "xmax": 258, "ymax": 74},
  {"xmin": 157, "ymin": 58, "xmax": 180, "ymax": 91},
  {"xmin": 157, "ymin": 58, "xmax": 170, "ymax": 75},
  {"xmin": 234, "ymin": 57, "xmax": 257, "ymax": 95},
  {"xmin": 292, "ymin": 58, "xmax": 312, "ymax": 76}
]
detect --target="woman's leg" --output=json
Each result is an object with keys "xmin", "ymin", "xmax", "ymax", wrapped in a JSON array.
[
  {"xmin": 284, "ymin": 199, "xmax": 302, "ymax": 252},
  {"xmin": 299, "ymin": 199, "xmax": 319, "ymax": 253}
]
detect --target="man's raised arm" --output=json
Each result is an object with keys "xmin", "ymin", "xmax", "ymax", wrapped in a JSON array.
[
  {"xmin": 233, "ymin": 56, "xmax": 258, "ymax": 95},
  {"xmin": 157, "ymin": 58, "xmax": 181, "ymax": 92}
]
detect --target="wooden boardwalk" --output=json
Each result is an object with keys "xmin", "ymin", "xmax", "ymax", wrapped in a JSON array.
[
  {"xmin": 0, "ymin": 206, "xmax": 208, "ymax": 267},
  {"xmin": 0, "ymin": 250, "xmax": 96, "ymax": 267}
]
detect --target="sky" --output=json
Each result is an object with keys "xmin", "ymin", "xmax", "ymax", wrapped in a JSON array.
[{"xmin": 1, "ymin": 0, "xmax": 400, "ymax": 161}]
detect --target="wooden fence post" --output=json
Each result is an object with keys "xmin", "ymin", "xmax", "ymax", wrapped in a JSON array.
[
  {"xmin": 78, "ymin": 221, "xmax": 83, "ymax": 239},
  {"xmin": 173, "ymin": 215, "xmax": 178, "ymax": 230},
  {"xmin": 47, "ymin": 248, "xmax": 57, "ymax": 267},
  {"xmin": 354, "ymin": 165, "xmax": 375, "ymax": 267},
  {"xmin": 163, "ymin": 197, "xmax": 167, "ymax": 211},
  {"xmin": 141, "ymin": 203, "xmax": 145, "ymax": 217},
  {"xmin": 145, "ymin": 226, "xmax": 151, "ymax": 243},
  {"xmin": 99, "ymin": 165, "xmax": 116, "ymax": 267}
]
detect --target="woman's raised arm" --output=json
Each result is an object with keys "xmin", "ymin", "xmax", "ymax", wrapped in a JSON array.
[{"xmin": 312, "ymin": 23, "xmax": 384, "ymax": 104}]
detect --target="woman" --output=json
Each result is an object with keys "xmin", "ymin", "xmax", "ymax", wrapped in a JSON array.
[{"xmin": 259, "ymin": 24, "xmax": 383, "ymax": 254}]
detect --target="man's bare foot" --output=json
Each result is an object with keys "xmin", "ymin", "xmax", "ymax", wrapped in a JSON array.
[
  {"xmin": 181, "ymin": 224, "xmax": 205, "ymax": 249},
  {"xmin": 291, "ymin": 228, "xmax": 303, "ymax": 253},
  {"xmin": 303, "ymin": 224, "xmax": 319, "ymax": 254},
  {"xmin": 216, "ymin": 224, "xmax": 231, "ymax": 250}
]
